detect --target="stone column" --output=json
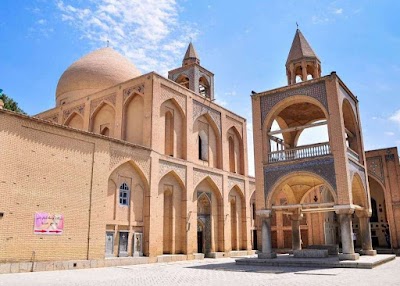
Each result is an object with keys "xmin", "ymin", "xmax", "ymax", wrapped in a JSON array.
[
  {"xmin": 358, "ymin": 211, "xmax": 377, "ymax": 256},
  {"xmin": 336, "ymin": 208, "xmax": 359, "ymax": 260},
  {"xmin": 289, "ymin": 64, "xmax": 295, "ymax": 85},
  {"xmin": 291, "ymin": 213, "xmax": 303, "ymax": 251},
  {"xmin": 257, "ymin": 210, "xmax": 277, "ymax": 259},
  {"xmin": 301, "ymin": 61, "xmax": 308, "ymax": 81}
]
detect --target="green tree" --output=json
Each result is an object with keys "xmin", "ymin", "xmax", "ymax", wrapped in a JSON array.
[{"xmin": 0, "ymin": 90, "xmax": 26, "ymax": 114}]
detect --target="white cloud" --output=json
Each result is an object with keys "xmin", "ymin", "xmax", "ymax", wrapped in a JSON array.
[
  {"xmin": 333, "ymin": 8, "xmax": 343, "ymax": 14},
  {"xmin": 55, "ymin": 0, "xmax": 198, "ymax": 75},
  {"xmin": 385, "ymin": 132, "xmax": 395, "ymax": 136},
  {"xmin": 37, "ymin": 19, "xmax": 47, "ymax": 25},
  {"xmin": 389, "ymin": 110, "xmax": 400, "ymax": 125}
]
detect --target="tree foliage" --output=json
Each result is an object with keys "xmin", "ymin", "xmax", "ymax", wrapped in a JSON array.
[{"xmin": 0, "ymin": 93, "xmax": 26, "ymax": 114}]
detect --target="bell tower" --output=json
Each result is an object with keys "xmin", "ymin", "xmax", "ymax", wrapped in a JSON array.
[
  {"xmin": 168, "ymin": 42, "xmax": 215, "ymax": 100},
  {"xmin": 286, "ymin": 29, "xmax": 321, "ymax": 85},
  {"xmin": 252, "ymin": 29, "xmax": 376, "ymax": 261}
]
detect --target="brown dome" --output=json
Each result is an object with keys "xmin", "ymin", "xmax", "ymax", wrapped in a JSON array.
[{"xmin": 56, "ymin": 47, "xmax": 141, "ymax": 106}]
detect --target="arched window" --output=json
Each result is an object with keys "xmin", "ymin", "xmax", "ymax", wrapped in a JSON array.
[
  {"xmin": 119, "ymin": 183, "xmax": 130, "ymax": 206},
  {"xmin": 165, "ymin": 111, "xmax": 174, "ymax": 156},
  {"xmin": 198, "ymin": 130, "xmax": 208, "ymax": 161},
  {"xmin": 229, "ymin": 136, "xmax": 235, "ymax": 173},
  {"xmin": 101, "ymin": 126, "xmax": 110, "ymax": 136}
]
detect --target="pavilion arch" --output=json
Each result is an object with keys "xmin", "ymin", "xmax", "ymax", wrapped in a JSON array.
[
  {"xmin": 293, "ymin": 118, "xmax": 330, "ymax": 147},
  {"xmin": 64, "ymin": 111, "xmax": 84, "ymax": 130},
  {"xmin": 158, "ymin": 170, "xmax": 187, "ymax": 254},
  {"xmin": 266, "ymin": 171, "xmax": 337, "ymax": 209},
  {"xmin": 262, "ymin": 95, "xmax": 329, "ymax": 154},
  {"xmin": 351, "ymin": 173, "xmax": 368, "ymax": 209},
  {"xmin": 342, "ymin": 99, "xmax": 362, "ymax": 160},
  {"xmin": 193, "ymin": 176, "xmax": 224, "ymax": 253},
  {"xmin": 160, "ymin": 98, "xmax": 186, "ymax": 159},
  {"xmin": 123, "ymin": 93, "xmax": 144, "ymax": 145},
  {"xmin": 193, "ymin": 113, "xmax": 222, "ymax": 169},
  {"xmin": 299, "ymin": 183, "xmax": 336, "ymax": 205},
  {"xmin": 90, "ymin": 101, "xmax": 116, "ymax": 136},
  {"xmin": 227, "ymin": 126, "xmax": 244, "ymax": 175},
  {"xmin": 228, "ymin": 185, "xmax": 247, "ymax": 250}
]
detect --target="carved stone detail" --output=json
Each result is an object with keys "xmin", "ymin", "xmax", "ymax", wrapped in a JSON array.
[
  {"xmin": 160, "ymin": 85, "xmax": 186, "ymax": 114},
  {"xmin": 159, "ymin": 159, "xmax": 186, "ymax": 185},
  {"xmin": 63, "ymin": 104, "xmax": 85, "ymax": 122},
  {"xmin": 228, "ymin": 176, "xmax": 245, "ymax": 192},
  {"xmin": 366, "ymin": 156, "xmax": 385, "ymax": 185},
  {"xmin": 123, "ymin": 83, "xmax": 145, "ymax": 102},
  {"xmin": 90, "ymin": 93, "xmax": 116, "ymax": 115},
  {"xmin": 193, "ymin": 168, "xmax": 223, "ymax": 192},
  {"xmin": 193, "ymin": 100, "xmax": 221, "ymax": 133},
  {"xmin": 226, "ymin": 115, "xmax": 243, "ymax": 137}
]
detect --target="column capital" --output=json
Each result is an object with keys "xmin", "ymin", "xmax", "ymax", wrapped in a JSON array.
[
  {"xmin": 256, "ymin": 210, "xmax": 272, "ymax": 219},
  {"xmin": 334, "ymin": 205, "xmax": 355, "ymax": 215},
  {"xmin": 355, "ymin": 209, "xmax": 372, "ymax": 218},
  {"xmin": 290, "ymin": 213, "xmax": 303, "ymax": 221}
]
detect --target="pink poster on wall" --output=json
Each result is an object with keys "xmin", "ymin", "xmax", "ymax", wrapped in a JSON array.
[{"xmin": 34, "ymin": 212, "xmax": 64, "ymax": 235}]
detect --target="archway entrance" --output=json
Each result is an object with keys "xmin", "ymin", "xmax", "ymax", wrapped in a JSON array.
[
  {"xmin": 368, "ymin": 176, "xmax": 390, "ymax": 248},
  {"xmin": 197, "ymin": 193, "xmax": 211, "ymax": 254},
  {"xmin": 267, "ymin": 173, "xmax": 337, "ymax": 251}
]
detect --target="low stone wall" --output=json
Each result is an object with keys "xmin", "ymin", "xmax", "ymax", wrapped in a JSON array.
[
  {"xmin": 308, "ymin": 244, "xmax": 339, "ymax": 255},
  {"xmin": 293, "ymin": 249, "xmax": 329, "ymax": 258}
]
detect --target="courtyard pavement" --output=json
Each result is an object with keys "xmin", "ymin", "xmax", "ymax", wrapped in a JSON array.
[{"xmin": 0, "ymin": 256, "xmax": 399, "ymax": 286}]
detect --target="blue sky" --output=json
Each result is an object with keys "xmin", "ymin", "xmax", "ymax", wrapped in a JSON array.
[{"xmin": 1, "ymin": 0, "xmax": 400, "ymax": 175}]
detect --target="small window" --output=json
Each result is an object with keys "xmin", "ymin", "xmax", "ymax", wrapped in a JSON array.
[
  {"xmin": 119, "ymin": 183, "xmax": 130, "ymax": 206},
  {"xmin": 198, "ymin": 130, "xmax": 208, "ymax": 161}
]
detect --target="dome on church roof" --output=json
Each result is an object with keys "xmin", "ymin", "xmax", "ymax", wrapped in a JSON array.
[{"xmin": 56, "ymin": 47, "xmax": 141, "ymax": 106}]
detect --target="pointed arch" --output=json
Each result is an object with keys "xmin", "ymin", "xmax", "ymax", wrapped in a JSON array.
[
  {"xmin": 199, "ymin": 76, "xmax": 210, "ymax": 98},
  {"xmin": 266, "ymin": 171, "xmax": 337, "ymax": 209},
  {"xmin": 229, "ymin": 185, "xmax": 246, "ymax": 250},
  {"xmin": 123, "ymin": 93, "xmax": 144, "ymax": 145},
  {"xmin": 160, "ymin": 98, "xmax": 186, "ymax": 159},
  {"xmin": 227, "ymin": 126, "xmax": 244, "ymax": 175},
  {"xmin": 262, "ymin": 95, "xmax": 329, "ymax": 154},
  {"xmin": 176, "ymin": 74, "xmax": 190, "ymax": 89},
  {"xmin": 194, "ymin": 113, "xmax": 221, "ymax": 169},
  {"xmin": 109, "ymin": 159, "xmax": 149, "ymax": 191},
  {"xmin": 194, "ymin": 176, "xmax": 224, "ymax": 253},
  {"xmin": 158, "ymin": 170, "xmax": 187, "ymax": 254},
  {"xmin": 351, "ymin": 173, "xmax": 368, "ymax": 208},
  {"xmin": 342, "ymin": 99, "xmax": 362, "ymax": 160},
  {"xmin": 64, "ymin": 111, "xmax": 84, "ymax": 130},
  {"xmin": 90, "ymin": 101, "xmax": 116, "ymax": 136},
  {"xmin": 108, "ymin": 159, "xmax": 150, "ymax": 255}
]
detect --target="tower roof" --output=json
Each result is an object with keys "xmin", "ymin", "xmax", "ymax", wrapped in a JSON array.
[
  {"xmin": 286, "ymin": 29, "xmax": 319, "ymax": 64},
  {"xmin": 182, "ymin": 42, "xmax": 200, "ymax": 66}
]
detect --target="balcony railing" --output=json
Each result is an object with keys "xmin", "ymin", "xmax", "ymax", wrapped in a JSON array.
[
  {"xmin": 347, "ymin": 147, "xmax": 360, "ymax": 162},
  {"xmin": 268, "ymin": 142, "xmax": 331, "ymax": 163}
]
